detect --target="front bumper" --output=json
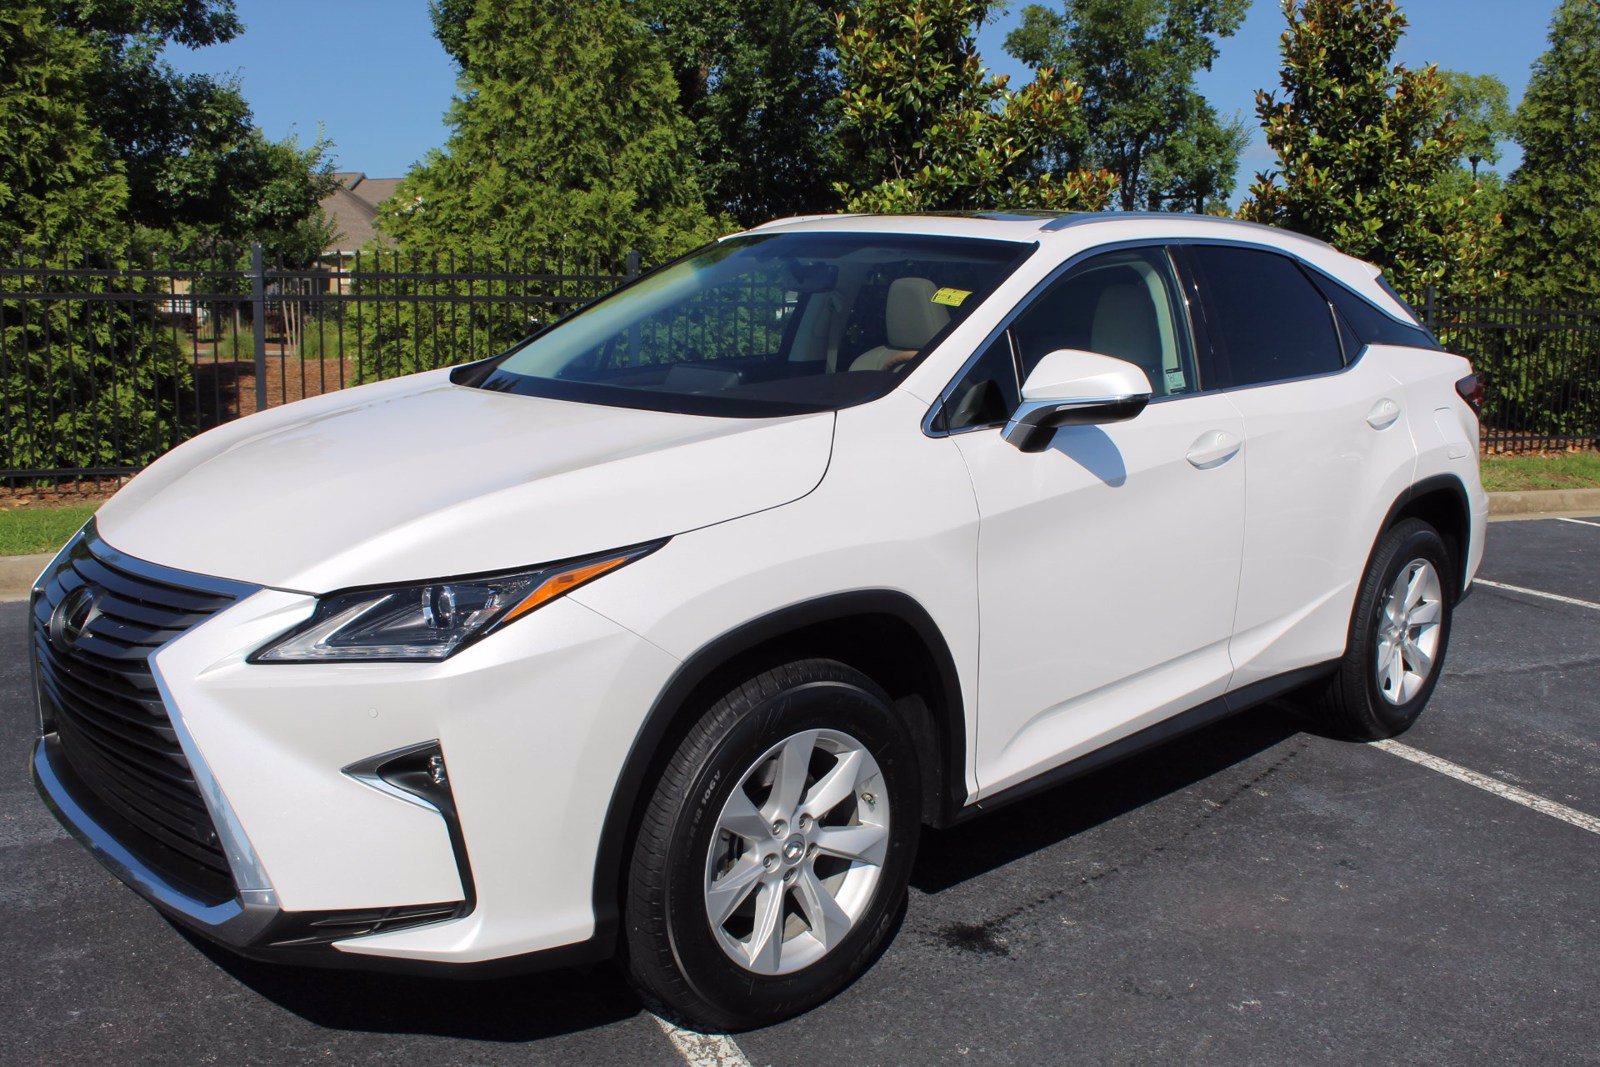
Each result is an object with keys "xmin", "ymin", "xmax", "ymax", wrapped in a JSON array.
[{"xmin": 32, "ymin": 531, "xmax": 683, "ymax": 971}]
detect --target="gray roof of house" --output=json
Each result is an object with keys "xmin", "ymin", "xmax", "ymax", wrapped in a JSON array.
[{"xmin": 320, "ymin": 173, "xmax": 404, "ymax": 256}]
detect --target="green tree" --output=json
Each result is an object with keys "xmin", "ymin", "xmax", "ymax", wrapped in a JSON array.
[
  {"xmin": 1501, "ymin": 0, "xmax": 1600, "ymax": 304},
  {"xmin": 641, "ymin": 0, "xmax": 844, "ymax": 225},
  {"xmin": 833, "ymin": 0, "xmax": 1116, "ymax": 212},
  {"xmin": 38, "ymin": 0, "xmax": 339, "ymax": 263},
  {"xmin": 385, "ymin": 0, "xmax": 718, "ymax": 265},
  {"xmin": 1004, "ymin": 0, "xmax": 1250, "ymax": 212},
  {"xmin": 0, "ymin": 5, "xmax": 128, "ymax": 249},
  {"xmin": 1433, "ymin": 70, "xmax": 1513, "ymax": 177},
  {"xmin": 1237, "ymin": 0, "xmax": 1477, "ymax": 298}
]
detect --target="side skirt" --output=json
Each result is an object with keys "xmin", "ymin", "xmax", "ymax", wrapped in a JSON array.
[{"xmin": 952, "ymin": 662, "xmax": 1336, "ymax": 823}]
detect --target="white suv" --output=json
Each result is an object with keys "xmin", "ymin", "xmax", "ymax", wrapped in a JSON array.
[{"xmin": 31, "ymin": 212, "xmax": 1486, "ymax": 1029}]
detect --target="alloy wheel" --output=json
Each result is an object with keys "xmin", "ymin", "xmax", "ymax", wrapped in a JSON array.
[
  {"xmin": 1374, "ymin": 557, "xmax": 1444, "ymax": 705},
  {"xmin": 703, "ymin": 728, "xmax": 889, "ymax": 975}
]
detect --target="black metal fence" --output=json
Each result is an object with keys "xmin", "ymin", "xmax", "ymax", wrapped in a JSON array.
[
  {"xmin": 3, "ymin": 247, "xmax": 1598, "ymax": 486},
  {"xmin": 0, "ymin": 244, "xmax": 634, "ymax": 486},
  {"xmin": 1421, "ymin": 289, "xmax": 1600, "ymax": 453}
]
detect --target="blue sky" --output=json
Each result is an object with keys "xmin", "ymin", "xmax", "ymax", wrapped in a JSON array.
[{"xmin": 165, "ymin": 0, "xmax": 1556, "ymax": 193}]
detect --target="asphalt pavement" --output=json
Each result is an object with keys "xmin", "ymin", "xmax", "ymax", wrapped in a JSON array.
[{"xmin": 3, "ymin": 517, "xmax": 1597, "ymax": 1066}]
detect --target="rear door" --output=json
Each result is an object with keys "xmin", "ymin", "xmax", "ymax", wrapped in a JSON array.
[{"xmin": 1181, "ymin": 244, "xmax": 1419, "ymax": 689}]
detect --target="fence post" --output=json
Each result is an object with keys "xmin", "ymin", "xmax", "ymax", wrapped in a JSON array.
[
  {"xmin": 1423, "ymin": 284, "xmax": 1439, "ymax": 333},
  {"xmin": 626, "ymin": 249, "xmax": 640, "ymax": 280},
  {"xmin": 250, "ymin": 242, "xmax": 268, "ymax": 413}
]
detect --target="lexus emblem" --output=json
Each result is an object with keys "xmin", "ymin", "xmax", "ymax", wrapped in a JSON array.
[{"xmin": 51, "ymin": 584, "xmax": 103, "ymax": 651}]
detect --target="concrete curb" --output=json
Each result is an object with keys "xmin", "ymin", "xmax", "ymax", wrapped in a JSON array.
[
  {"xmin": 1487, "ymin": 487, "xmax": 1600, "ymax": 517},
  {"xmin": 1, "ymin": 488, "xmax": 1597, "ymax": 601},
  {"xmin": 0, "ymin": 552, "xmax": 51, "ymax": 602}
]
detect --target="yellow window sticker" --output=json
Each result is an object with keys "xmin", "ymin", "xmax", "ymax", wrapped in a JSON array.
[{"xmin": 931, "ymin": 287, "xmax": 972, "ymax": 307}]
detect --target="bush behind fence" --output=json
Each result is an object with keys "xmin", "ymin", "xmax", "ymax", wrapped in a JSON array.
[{"xmin": 2, "ymin": 246, "xmax": 1597, "ymax": 486}]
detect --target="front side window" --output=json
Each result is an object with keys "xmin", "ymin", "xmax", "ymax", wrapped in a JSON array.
[
  {"xmin": 1010, "ymin": 247, "xmax": 1199, "ymax": 399},
  {"xmin": 1188, "ymin": 245, "xmax": 1344, "ymax": 387},
  {"xmin": 471, "ymin": 233, "xmax": 1032, "ymax": 417},
  {"xmin": 941, "ymin": 246, "xmax": 1198, "ymax": 433}
]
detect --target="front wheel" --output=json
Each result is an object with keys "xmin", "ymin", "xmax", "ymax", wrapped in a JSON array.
[
  {"xmin": 1313, "ymin": 517, "xmax": 1456, "ymax": 739},
  {"xmin": 623, "ymin": 658, "xmax": 921, "ymax": 1031}
]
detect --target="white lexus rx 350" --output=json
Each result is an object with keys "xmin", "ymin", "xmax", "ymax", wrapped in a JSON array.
[{"xmin": 32, "ymin": 212, "xmax": 1486, "ymax": 1029}]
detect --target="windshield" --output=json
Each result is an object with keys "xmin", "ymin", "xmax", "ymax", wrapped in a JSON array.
[{"xmin": 466, "ymin": 232, "xmax": 1034, "ymax": 417}]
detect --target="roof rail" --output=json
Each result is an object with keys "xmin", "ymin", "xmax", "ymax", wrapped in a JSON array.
[{"xmin": 1038, "ymin": 211, "xmax": 1337, "ymax": 251}]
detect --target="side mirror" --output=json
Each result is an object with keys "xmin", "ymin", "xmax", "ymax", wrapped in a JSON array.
[{"xmin": 1002, "ymin": 349, "xmax": 1153, "ymax": 452}]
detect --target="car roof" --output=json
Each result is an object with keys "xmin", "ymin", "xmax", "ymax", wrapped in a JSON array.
[{"xmin": 735, "ymin": 211, "xmax": 1398, "ymax": 318}]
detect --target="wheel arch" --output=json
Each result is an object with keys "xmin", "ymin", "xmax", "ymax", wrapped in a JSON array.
[
  {"xmin": 1380, "ymin": 473, "xmax": 1473, "ymax": 598},
  {"xmin": 588, "ymin": 590, "xmax": 968, "ymax": 952}
]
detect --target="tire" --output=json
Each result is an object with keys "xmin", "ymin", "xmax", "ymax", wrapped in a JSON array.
[
  {"xmin": 623, "ymin": 658, "xmax": 921, "ymax": 1031},
  {"xmin": 1312, "ymin": 517, "xmax": 1456, "ymax": 740}
]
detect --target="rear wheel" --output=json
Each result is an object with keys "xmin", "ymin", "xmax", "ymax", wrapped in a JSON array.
[
  {"xmin": 1312, "ymin": 518, "xmax": 1455, "ymax": 739},
  {"xmin": 623, "ymin": 658, "xmax": 920, "ymax": 1031}
]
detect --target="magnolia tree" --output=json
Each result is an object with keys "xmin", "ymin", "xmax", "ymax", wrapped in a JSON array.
[
  {"xmin": 1237, "ymin": 0, "xmax": 1481, "ymax": 299},
  {"xmin": 833, "ymin": 0, "xmax": 1117, "ymax": 213}
]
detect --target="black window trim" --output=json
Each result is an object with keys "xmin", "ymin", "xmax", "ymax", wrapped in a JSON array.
[{"xmin": 922, "ymin": 239, "xmax": 1216, "ymax": 438}]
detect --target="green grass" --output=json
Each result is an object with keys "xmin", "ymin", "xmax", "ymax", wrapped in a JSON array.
[
  {"xmin": 0, "ymin": 505, "xmax": 99, "ymax": 556},
  {"xmin": 1480, "ymin": 452, "xmax": 1600, "ymax": 493}
]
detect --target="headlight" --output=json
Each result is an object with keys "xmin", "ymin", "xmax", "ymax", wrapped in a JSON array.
[{"xmin": 252, "ymin": 543, "xmax": 661, "ymax": 663}]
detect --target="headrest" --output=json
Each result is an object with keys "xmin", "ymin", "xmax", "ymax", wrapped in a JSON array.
[
  {"xmin": 1090, "ymin": 284, "xmax": 1160, "ymax": 366},
  {"xmin": 885, "ymin": 277, "xmax": 951, "ymax": 351}
]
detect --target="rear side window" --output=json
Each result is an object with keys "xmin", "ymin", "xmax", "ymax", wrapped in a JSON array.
[
  {"xmin": 1189, "ymin": 246, "xmax": 1344, "ymax": 388},
  {"xmin": 1311, "ymin": 273, "xmax": 1441, "ymax": 351}
]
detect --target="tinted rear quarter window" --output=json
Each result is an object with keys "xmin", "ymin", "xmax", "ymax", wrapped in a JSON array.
[
  {"xmin": 1311, "ymin": 273, "xmax": 1441, "ymax": 351},
  {"xmin": 1189, "ymin": 245, "xmax": 1344, "ymax": 388}
]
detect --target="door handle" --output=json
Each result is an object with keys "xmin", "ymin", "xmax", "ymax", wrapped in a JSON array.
[
  {"xmin": 1366, "ymin": 397, "xmax": 1401, "ymax": 430},
  {"xmin": 1186, "ymin": 429, "xmax": 1241, "ymax": 469}
]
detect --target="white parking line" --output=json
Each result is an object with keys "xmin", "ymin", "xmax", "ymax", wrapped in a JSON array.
[
  {"xmin": 652, "ymin": 1014, "xmax": 754, "ymax": 1067},
  {"xmin": 1474, "ymin": 578, "xmax": 1600, "ymax": 612},
  {"xmin": 1371, "ymin": 739, "xmax": 1600, "ymax": 836},
  {"xmin": 1557, "ymin": 516, "xmax": 1600, "ymax": 529}
]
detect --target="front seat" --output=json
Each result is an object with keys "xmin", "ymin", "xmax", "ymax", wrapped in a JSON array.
[
  {"xmin": 1089, "ymin": 283, "xmax": 1164, "ymax": 392},
  {"xmin": 850, "ymin": 277, "xmax": 950, "ymax": 371}
]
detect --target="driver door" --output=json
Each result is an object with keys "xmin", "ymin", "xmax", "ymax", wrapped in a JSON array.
[{"xmin": 943, "ymin": 246, "xmax": 1248, "ymax": 799}]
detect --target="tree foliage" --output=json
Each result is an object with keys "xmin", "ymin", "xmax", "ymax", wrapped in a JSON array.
[
  {"xmin": 0, "ymin": 5, "xmax": 128, "ymax": 249},
  {"xmin": 1004, "ymin": 0, "xmax": 1249, "ymax": 212},
  {"xmin": 640, "ymin": 0, "xmax": 844, "ymax": 226},
  {"xmin": 385, "ymin": 0, "xmax": 719, "ymax": 266},
  {"xmin": 1500, "ymin": 0, "xmax": 1600, "ymax": 304},
  {"xmin": 1432, "ymin": 70, "xmax": 1513, "ymax": 175},
  {"xmin": 833, "ymin": 0, "xmax": 1116, "ymax": 213},
  {"xmin": 0, "ymin": 1, "xmax": 335, "ymax": 261},
  {"xmin": 1237, "ymin": 0, "xmax": 1479, "ymax": 298}
]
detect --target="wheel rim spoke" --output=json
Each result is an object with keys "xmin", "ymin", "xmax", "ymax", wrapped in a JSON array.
[
  {"xmin": 1409, "ymin": 600, "xmax": 1441, "ymax": 626},
  {"xmin": 762, "ymin": 730, "xmax": 816, "ymax": 821},
  {"xmin": 746, "ymin": 882, "xmax": 786, "ymax": 972},
  {"xmin": 800, "ymin": 749, "xmax": 863, "ymax": 819},
  {"xmin": 717, "ymin": 790, "xmax": 770, "ymax": 843},
  {"xmin": 813, "ymin": 822, "xmax": 889, "ymax": 866},
  {"xmin": 706, "ymin": 854, "xmax": 764, "ymax": 926},
  {"xmin": 794, "ymin": 867, "xmax": 853, "ymax": 951}
]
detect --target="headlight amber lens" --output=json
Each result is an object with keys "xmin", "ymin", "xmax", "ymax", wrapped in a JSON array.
[{"xmin": 253, "ymin": 544, "xmax": 659, "ymax": 663}]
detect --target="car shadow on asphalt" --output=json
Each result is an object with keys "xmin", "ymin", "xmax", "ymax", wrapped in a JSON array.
[
  {"xmin": 177, "ymin": 926, "xmax": 645, "ymax": 1042},
  {"xmin": 911, "ymin": 702, "xmax": 1307, "ymax": 897}
]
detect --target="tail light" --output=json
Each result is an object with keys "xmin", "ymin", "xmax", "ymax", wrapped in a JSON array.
[{"xmin": 1455, "ymin": 373, "xmax": 1484, "ymax": 415}]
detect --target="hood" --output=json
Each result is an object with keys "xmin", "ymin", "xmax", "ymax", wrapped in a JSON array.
[{"xmin": 96, "ymin": 370, "xmax": 835, "ymax": 591}]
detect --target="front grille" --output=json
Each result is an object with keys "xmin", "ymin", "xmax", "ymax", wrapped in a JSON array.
[{"xmin": 33, "ymin": 527, "xmax": 252, "ymax": 904}]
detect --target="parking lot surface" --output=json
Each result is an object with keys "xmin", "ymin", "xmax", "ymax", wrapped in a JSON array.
[{"xmin": 3, "ymin": 517, "xmax": 1598, "ymax": 1065}]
